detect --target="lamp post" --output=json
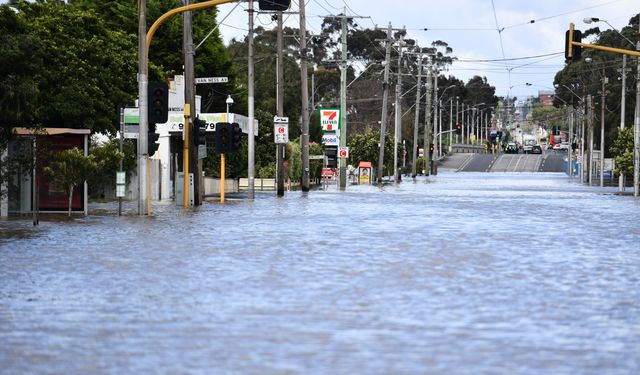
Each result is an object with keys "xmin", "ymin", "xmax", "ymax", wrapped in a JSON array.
[{"xmin": 226, "ymin": 95, "xmax": 234, "ymax": 121}]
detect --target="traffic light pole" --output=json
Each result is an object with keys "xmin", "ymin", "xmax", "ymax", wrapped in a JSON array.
[
  {"xmin": 339, "ymin": 11, "xmax": 348, "ymax": 189},
  {"xmin": 138, "ymin": 0, "xmax": 148, "ymax": 216},
  {"xmin": 183, "ymin": 104, "xmax": 190, "ymax": 208},
  {"xmin": 183, "ymin": 0, "xmax": 200, "ymax": 205}
]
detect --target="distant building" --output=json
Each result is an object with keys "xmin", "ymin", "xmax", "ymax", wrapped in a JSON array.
[{"xmin": 539, "ymin": 90, "xmax": 554, "ymax": 106}]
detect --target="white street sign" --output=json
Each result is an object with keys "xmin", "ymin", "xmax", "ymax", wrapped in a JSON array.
[
  {"xmin": 274, "ymin": 124, "xmax": 289, "ymax": 144},
  {"xmin": 116, "ymin": 184, "xmax": 126, "ymax": 198},
  {"xmin": 338, "ymin": 147, "xmax": 349, "ymax": 159},
  {"xmin": 322, "ymin": 133, "xmax": 339, "ymax": 146},
  {"xmin": 195, "ymin": 77, "xmax": 228, "ymax": 84},
  {"xmin": 274, "ymin": 116, "xmax": 289, "ymax": 125},
  {"xmin": 116, "ymin": 172, "xmax": 126, "ymax": 185},
  {"xmin": 320, "ymin": 109, "xmax": 340, "ymax": 131}
]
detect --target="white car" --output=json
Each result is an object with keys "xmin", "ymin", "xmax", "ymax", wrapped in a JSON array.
[{"xmin": 559, "ymin": 142, "xmax": 570, "ymax": 151}]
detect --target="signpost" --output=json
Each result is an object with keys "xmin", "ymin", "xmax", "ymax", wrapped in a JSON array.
[
  {"xmin": 274, "ymin": 116, "xmax": 289, "ymax": 144},
  {"xmin": 322, "ymin": 133, "xmax": 339, "ymax": 146}
]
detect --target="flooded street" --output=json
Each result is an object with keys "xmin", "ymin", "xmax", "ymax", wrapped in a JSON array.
[{"xmin": 1, "ymin": 173, "xmax": 639, "ymax": 374}]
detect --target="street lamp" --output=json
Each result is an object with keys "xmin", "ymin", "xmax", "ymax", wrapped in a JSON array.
[{"xmin": 226, "ymin": 95, "xmax": 234, "ymax": 121}]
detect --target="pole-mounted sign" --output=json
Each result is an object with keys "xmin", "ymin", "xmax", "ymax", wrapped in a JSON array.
[
  {"xmin": 319, "ymin": 109, "xmax": 340, "ymax": 131},
  {"xmin": 338, "ymin": 147, "xmax": 349, "ymax": 159},
  {"xmin": 274, "ymin": 116, "xmax": 289, "ymax": 144}
]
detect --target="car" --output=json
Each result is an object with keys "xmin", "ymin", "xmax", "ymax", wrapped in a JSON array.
[
  {"xmin": 553, "ymin": 143, "xmax": 562, "ymax": 150},
  {"xmin": 504, "ymin": 142, "xmax": 518, "ymax": 154},
  {"xmin": 530, "ymin": 144, "xmax": 542, "ymax": 154},
  {"xmin": 559, "ymin": 142, "xmax": 570, "ymax": 151}
]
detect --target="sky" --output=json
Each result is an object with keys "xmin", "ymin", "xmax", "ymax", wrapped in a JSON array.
[{"xmin": 214, "ymin": 0, "xmax": 638, "ymax": 101}]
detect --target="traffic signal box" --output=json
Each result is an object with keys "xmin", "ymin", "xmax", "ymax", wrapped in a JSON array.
[
  {"xmin": 148, "ymin": 82, "xmax": 168, "ymax": 124},
  {"xmin": 193, "ymin": 117, "xmax": 207, "ymax": 146},
  {"xmin": 564, "ymin": 23, "xmax": 582, "ymax": 63},
  {"xmin": 214, "ymin": 122, "xmax": 231, "ymax": 154},
  {"xmin": 325, "ymin": 146, "xmax": 338, "ymax": 168},
  {"xmin": 258, "ymin": 0, "xmax": 291, "ymax": 11},
  {"xmin": 148, "ymin": 128, "xmax": 160, "ymax": 157},
  {"xmin": 231, "ymin": 123, "xmax": 243, "ymax": 153}
]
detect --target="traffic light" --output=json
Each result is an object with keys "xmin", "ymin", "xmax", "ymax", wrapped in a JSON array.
[
  {"xmin": 148, "ymin": 130, "xmax": 160, "ymax": 157},
  {"xmin": 428, "ymin": 143, "xmax": 434, "ymax": 159},
  {"xmin": 455, "ymin": 124, "xmax": 462, "ymax": 135},
  {"xmin": 564, "ymin": 24, "xmax": 583, "ymax": 63},
  {"xmin": 193, "ymin": 117, "xmax": 207, "ymax": 146},
  {"xmin": 325, "ymin": 146, "xmax": 338, "ymax": 168},
  {"xmin": 258, "ymin": 0, "xmax": 291, "ymax": 11},
  {"xmin": 230, "ymin": 122, "xmax": 243, "ymax": 153},
  {"xmin": 214, "ymin": 122, "xmax": 231, "ymax": 154},
  {"xmin": 148, "ymin": 82, "xmax": 168, "ymax": 124}
]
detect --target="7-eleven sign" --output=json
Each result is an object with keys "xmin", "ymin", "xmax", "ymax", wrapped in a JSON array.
[{"xmin": 320, "ymin": 109, "xmax": 340, "ymax": 131}]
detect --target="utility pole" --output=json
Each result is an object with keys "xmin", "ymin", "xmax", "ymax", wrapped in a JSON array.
[
  {"xmin": 634, "ymin": 21, "xmax": 640, "ymax": 197},
  {"xmin": 411, "ymin": 54, "xmax": 423, "ymax": 178},
  {"xmin": 183, "ymin": 0, "xmax": 199, "ymax": 205},
  {"xmin": 456, "ymin": 97, "xmax": 459, "ymax": 144},
  {"xmin": 137, "ymin": 0, "xmax": 148, "ymax": 215},
  {"xmin": 339, "ymin": 9, "xmax": 347, "ymax": 189},
  {"xmin": 568, "ymin": 107, "xmax": 573, "ymax": 177},
  {"xmin": 300, "ymin": 0, "xmax": 310, "ymax": 191},
  {"xmin": 588, "ymin": 94, "xmax": 594, "ymax": 186},
  {"xmin": 580, "ymin": 102, "xmax": 586, "ymax": 184},
  {"xmin": 276, "ymin": 11, "xmax": 285, "ymax": 196},
  {"xmin": 449, "ymin": 98, "xmax": 453, "ymax": 153},
  {"xmin": 393, "ymin": 34, "xmax": 404, "ymax": 183},
  {"xmin": 600, "ymin": 66, "xmax": 606, "ymax": 187},
  {"xmin": 424, "ymin": 66, "xmax": 432, "ymax": 176},
  {"xmin": 433, "ymin": 71, "xmax": 439, "ymax": 162},
  {"xmin": 377, "ymin": 23, "xmax": 392, "ymax": 183},
  {"xmin": 619, "ymin": 54, "xmax": 627, "ymax": 191},
  {"xmin": 247, "ymin": 0, "xmax": 255, "ymax": 199}
]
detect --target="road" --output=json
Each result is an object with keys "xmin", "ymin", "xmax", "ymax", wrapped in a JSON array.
[
  {"xmin": 1, "ymin": 173, "xmax": 639, "ymax": 374},
  {"xmin": 442, "ymin": 150, "xmax": 567, "ymax": 173}
]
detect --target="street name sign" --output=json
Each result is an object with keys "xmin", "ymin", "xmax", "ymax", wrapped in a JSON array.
[{"xmin": 195, "ymin": 77, "xmax": 229, "ymax": 84}]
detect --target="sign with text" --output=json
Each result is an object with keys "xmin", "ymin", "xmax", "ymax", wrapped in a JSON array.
[
  {"xmin": 274, "ymin": 116, "xmax": 289, "ymax": 144},
  {"xmin": 321, "ymin": 133, "xmax": 339, "ymax": 146},
  {"xmin": 338, "ymin": 147, "xmax": 349, "ymax": 159},
  {"xmin": 195, "ymin": 77, "xmax": 228, "ymax": 84},
  {"xmin": 319, "ymin": 109, "xmax": 340, "ymax": 131}
]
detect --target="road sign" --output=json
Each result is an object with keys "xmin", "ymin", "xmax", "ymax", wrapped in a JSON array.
[
  {"xmin": 338, "ymin": 147, "xmax": 349, "ymax": 159},
  {"xmin": 319, "ymin": 109, "xmax": 340, "ymax": 131},
  {"xmin": 309, "ymin": 155, "xmax": 324, "ymax": 160},
  {"xmin": 274, "ymin": 116, "xmax": 289, "ymax": 144},
  {"xmin": 195, "ymin": 77, "xmax": 229, "ymax": 84},
  {"xmin": 322, "ymin": 133, "xmax": 339, "ymax": 146}
]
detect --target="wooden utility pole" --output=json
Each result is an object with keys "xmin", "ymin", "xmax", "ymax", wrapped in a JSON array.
[
  {"xmin": 137, "ymin": 0, "xmax": 148, "ymax": 215},
  {"xmin": 183, "ymin": 0, "xmax": 200, "ymax": 204},
  {"xmin": 377, "ymin": 23, "xmax": 392, "ymax": 183},
  {"xmin": 276, "ymin": 11, "xmax": 285, "ymax": 196},
  {"xmin": 411, "ymin": 54, "xmax": 423, "ymax": 178},
  {"xmin": 299, "ymin": 0, "xmax": 310, "ymax": 191}
]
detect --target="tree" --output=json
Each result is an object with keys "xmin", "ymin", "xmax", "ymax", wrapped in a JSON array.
[
  {"xmin": 610, "ymin": 127, "xmax": 633, "ymax": 177},
  {"xmin": 89, "ymin": 138, "xmax": 136, "ymax": 198},
  {"xmin": 44, "ymin": 148, "xmax": 97, "ymax": 217},
  {"xmin": 347, "ymin": 130, "xmax": 395, "ymax": 176}
]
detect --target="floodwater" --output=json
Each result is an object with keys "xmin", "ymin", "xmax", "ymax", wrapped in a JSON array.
[{"xmin": 1, "ymin": 173, "xmax": 639, "ymax": 374}]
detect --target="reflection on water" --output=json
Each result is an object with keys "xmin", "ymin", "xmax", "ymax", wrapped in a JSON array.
[{"xmin": 1, "ymin": 173, "xmax": 639, "ymax": 374}]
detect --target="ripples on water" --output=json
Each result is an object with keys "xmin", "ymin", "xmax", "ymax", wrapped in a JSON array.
[{"xmin": 1, "ymin": 173, "xmax": 639, "ymax": 374}]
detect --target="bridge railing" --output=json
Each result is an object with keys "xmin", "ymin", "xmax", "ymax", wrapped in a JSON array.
[{"xmin": 450, "ymin": 144, "xmax": 487, "ymax": 154}]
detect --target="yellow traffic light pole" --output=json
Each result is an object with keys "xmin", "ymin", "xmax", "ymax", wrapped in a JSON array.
[
  {"xmin": 568, "ymin": 23, "xmax": 640, "ymax": 59},
  {"xmin": 143, "ymin": 0, "xmax": 237, "ymax": 210},
  {"xmin": 146, "ymin": 0, "xmax": 236, "ymax": 56}
]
